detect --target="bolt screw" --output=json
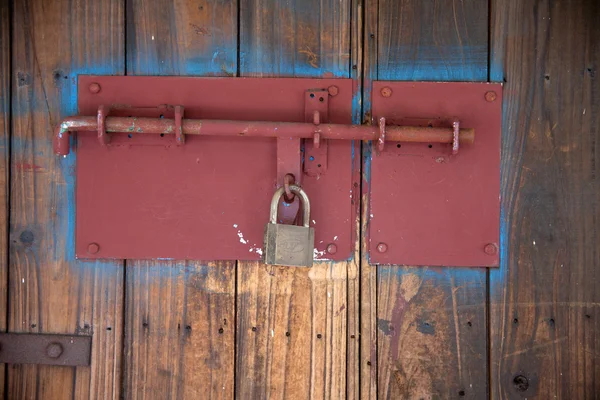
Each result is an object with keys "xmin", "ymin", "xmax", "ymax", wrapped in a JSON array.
[
  {"xmin": 484, "ymin": 243, "xmax": 498, "ymax": 255},
  {"xmin": 376, "ymin": 243, "xmax": 388, "ymax": 253},
  {"xmin": 328, "ymin": 85, "xmax": 339, "ymax": 97},
  {"xmin": 380, "ymin": 87, "xmax": 393, "ymax": 98},
  {"xmin": 87, "ymin": 243, "xmax": 100, "ymax": 254},
  {"xmin": 485, "ymin": 91, "xmax": 497, "ymax": 102},
  {"xmin": 513, "ymin": 375, "xmax": 529, "ymax": 392},
  {"xmin": 88, "ymin": 82, "xmax": 101, "ymax": 94},
  {"xmin": 46, "ymin": 343, "xmax": 63, "ymax": 358},
  {"xmin": 326, "ymin": 244, "xmax": 338, "ymax": 254}
]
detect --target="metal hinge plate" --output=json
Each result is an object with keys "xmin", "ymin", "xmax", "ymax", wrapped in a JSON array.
[{"xmin": 0, "ymin": 333, "xmax": 92, "ymax": 366}]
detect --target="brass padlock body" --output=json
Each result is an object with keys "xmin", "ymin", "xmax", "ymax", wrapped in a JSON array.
[{"xmin": 264, "ymin": 185, "xmax": 315, "ymax": 267}]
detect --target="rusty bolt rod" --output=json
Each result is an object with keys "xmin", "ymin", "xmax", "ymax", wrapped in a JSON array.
[{"xmin": 54, "ymin": 116, "xmax": 475, "ymax": 156}]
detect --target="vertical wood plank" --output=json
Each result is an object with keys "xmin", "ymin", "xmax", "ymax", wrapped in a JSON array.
[
  {"xmin": 372, "ymin": 1, "xmax": 490, "ymax": 398},
  {"xmin": 0, "ymin": 0, "xmax": 9, "ymax": 396},
  {"xmin": 124, "ymin": 1, "xmax": 237, "ymax": 398},
  {"xmin": 236, "ymin": 1, "xmax": 351, "ymax": 398},
  {"xmin": 490, "ymin": 0, "xmax": 600, "ymax": 398},
  {"xmin": 361, "ymin": 0, "xmax": 379, "ymax": 398},
  {"xmin": 347, "ymin": 0, "xmax": 364, "ymax": 398},
  {"xmin": 9, "ymin": 0, "xmax": 124, "ymax": 399}
]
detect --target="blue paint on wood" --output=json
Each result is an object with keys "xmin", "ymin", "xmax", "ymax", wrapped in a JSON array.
[
  {"xmin": 53, "ymin": 65, "xmax": 123, "ymax": 264},
  {"xmin": 239, "ymin": 50, "xmax": 348, "ymax": 78},
  {"xmin": 378, "ymin": 45, "xmax": 489, "ymax": 82},
  {"xmin": 129, "ymin": 47, "xmax": 237, "ymax": 76}
]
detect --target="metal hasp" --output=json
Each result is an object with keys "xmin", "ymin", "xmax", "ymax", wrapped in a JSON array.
[
  {"xmin": 53, "ymin": 76, "xmax": 498, "ymax": 266},
  {"xmin": 369, "ymin": 82, "xmax": 503, "ymax": 267},
  {"xmin": 0, "ymin": 333, "xmax": 92, "ymax": 366}
]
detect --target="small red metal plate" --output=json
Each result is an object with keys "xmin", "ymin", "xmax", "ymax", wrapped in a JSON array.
[
  {"xmin": 370, "ymin": 82, "xmax": 502, "ymax": 267},
  {"xmin": 76, "ymin": 76, "xmax": 356, "ymax": 261}
]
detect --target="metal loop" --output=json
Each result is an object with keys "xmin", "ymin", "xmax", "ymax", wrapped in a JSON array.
[
  {"xmin": 377, "ymin": 117, "xmax": 386, "ymax": 152},
  {"xmin": 175, "ymin": 105, "xmax": 184, "ymax": 145},
  {"xmin": 270, "ymin": 184, "xmax": 310, "ymax": 227},
  {"xmin": 452, "ymin": 119, "xmax": 460, "ymax": 155},
  {"xmin": 97, "ymin": 105, "xmax": 109, "ymax": 146}
]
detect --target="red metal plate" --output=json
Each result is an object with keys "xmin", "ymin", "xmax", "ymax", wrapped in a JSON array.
[
  {"xmin": 370, "ymin": 81, "xmax": 502, "ymax": 267},
  {"xmin": 76, "ymin": 76, "xmax": 356, "ymax": 261}
]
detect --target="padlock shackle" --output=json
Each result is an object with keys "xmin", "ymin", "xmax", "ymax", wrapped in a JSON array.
[{"xmin": 270, "ymin": 185, "xmax": 310, "ymax": 227}]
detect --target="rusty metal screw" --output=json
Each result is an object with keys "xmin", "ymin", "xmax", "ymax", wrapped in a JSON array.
[
  {"xmin": 484, "ymin": 243, "xmax": 498, "ymax": 255},
  {"xmin": 87, "ymin": 243, "xmax": 100, "ymax": 254},
  {"xmin": 328, "ymin": 85, "xmax": 339, "ymax": 97},
  {"xmin": 380, "ymin": 87, "xmax": 393, "ymax": 98},
  {"xmin": 46, "ymin": 343, "xmax": 63, "ymax": 359},
  {"xmin": 485, "ymin": 91, "xmax": 497, "ymax": 102},
  {"xmin": 376, "ymin": 243, "xmax": 388, "ymax": 253},
  {"xmin": 326, "ymin": 244, "xmax": 338, "ymax": 254},
  {"xmin": 88, "ymin": 82, "xmax": 101, "ymax": 94}
]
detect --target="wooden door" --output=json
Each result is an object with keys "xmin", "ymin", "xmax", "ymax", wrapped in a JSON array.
[{"xmin": 2, "ymin": 0, "xmax": 599, "ymax": 399}]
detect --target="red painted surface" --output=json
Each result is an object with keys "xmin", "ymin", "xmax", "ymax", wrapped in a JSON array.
[
  {"xmin": 76, "ymin": 76, "xmax": 356, "ymax": 261},
  {"xmin": 370, "ymin": 81, "xmax": 502, "ymax": 267}
]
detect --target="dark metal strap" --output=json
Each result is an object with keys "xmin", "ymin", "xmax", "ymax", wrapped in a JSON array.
[{"xmin": 0, "ymin": 333, "xmax": 91, "ymax": 366}]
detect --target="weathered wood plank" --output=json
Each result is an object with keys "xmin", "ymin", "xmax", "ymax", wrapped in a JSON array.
[
  {"xmin": 236, "ymin": 1, "xmax": 351, "ymax": 398},
  {"xmin": 9, "ymin": 0, "xmax": 124, "ymax": 398},
  {"xmin": 0, "ymin": 0, "xmax": 9, "ymax": 397},
  {"xmin": 373, "ymin": 1, "xmax": 489, "ymax": 398},
  {"xmin": 347, "ymin": 0, "xmax": 363, "ymax": 397},
  {"xmin": 124, "ymin": 261, "xmax": 235, "ymax": 399},
  {"xmin": 124, "ymin": 1, "xmax": 237, "ymax": 398},
  {"xmin": 378, "ymin": 0, "xmax": 488, "ymax": 82},
  {"xmin": 490, "ymin": 0, "xmax": 600, "ymax": 398},
  {"xmin": 360, "ymin": 0, "xmax": 379, "ymax": 398}
]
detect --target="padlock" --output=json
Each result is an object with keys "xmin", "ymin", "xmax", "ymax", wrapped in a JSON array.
[{"xmin": 264, "ymin": 184, "xmax": 315, "ymax": 267}]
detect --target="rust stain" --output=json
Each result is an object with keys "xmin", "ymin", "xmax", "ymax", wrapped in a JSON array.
[
  {"xmin": 16, "ymin": 163, "xmax": 44, "ymax": 172},
  {"xmin": 299, "ymin": 47, "xmax": 319, "ymax": 68},
  {"xmin": 190, "ymin": 23, "xmax": 211, "ymax": 36}
]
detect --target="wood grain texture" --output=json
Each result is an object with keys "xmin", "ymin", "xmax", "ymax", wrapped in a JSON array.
[
  {"xmin": 236, "ymin": 1, "xmax": 351, "ymax": 398},
  {"xmin": 8, "ymin": 0, "xmax": 124, "ymax": 398},
  {"xmin": 0, "ymin": 0, "xmax": 9, "ymax": 397},
  {"xmin": 124, "ymin": 1, "xmax": 237, "ymax": 398},
  {"xmin": 360, "ymin": 0, "xmax": 379, "ymax": 398},
  {"xmin": 347, "ymin": 0, "xmax": 364, "ymax": 398},
  {"xmin": 124, "ymin": 261, "xmax": 235, "ymax": 399},
  {"xmin": 377, "ymin": 0, "xmax": 488, "ymax": 82},
  {"xmin": 490, "ymin": 0, "xmax": 600, "ymax": 398},
  {"xmin": 373, "ymin": 1, "xmax": 489, "ymax": 398},
  {"xmin": 127, "ymin": 0, "xmax": 237, "ymax": 76}
]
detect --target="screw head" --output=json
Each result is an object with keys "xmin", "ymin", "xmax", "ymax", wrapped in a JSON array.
[
  {"xmin": 484, "ymin": 243, "xmax": 498, "ymax": 255},
  {"xmin": 380, "ymin": 87, "xmax": 393, "ymax": 98},
  {"xmin": 376, "ymin": 243, "xmax": 388, "ymax": 253},
  {"xmin": 327, "ymin": 85, "xmax": 339, "ymax": 97},
  {"xmin": 485, "ymin": 91, "xmax": 497, "ymax": 102},
  {"xmin": 326, "ymin": 244, "xmax": 338, "ymax": 254},
  {"xmin": 87, "ymin": 243, "xmax": 100, "ymax": 254},
  {"xmin": 88, "ymin": 82, "xmax": 101, "ymax": 94},
  {"xmin": 46, "ymin": 343, "xmax": 63, "ymax": 358}
]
